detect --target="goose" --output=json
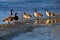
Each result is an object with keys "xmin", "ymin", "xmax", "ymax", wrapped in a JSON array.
[
  {"xmin": 23, "ymin": 12, "xmax": 32, "ymax": 22},
  {"xmin": 34, "ymin": 9, "xmax": 43, "ymax": 20},
  {"xmin": 13, "ymin": 13, "xmax": 19, "ymax": 23},
  {"xmin": 46, "ymin": 9, "xmax": 55, "ymax": 18},
  {"xmin": 23, "ymin": 12, "xmax": 32, "ymax": 19},
  {"xmin": 3, "ymin": 9, "xmax": 14, "ymax": 24}
]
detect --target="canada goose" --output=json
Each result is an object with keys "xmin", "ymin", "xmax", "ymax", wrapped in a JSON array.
[
  {"xmin": 13, "ymin": 13, "xmax": 19, "ymax": 23},
  {"xmin": 3, "ymin": 9, "xmax": 14, "ymax": 24},
  {"xmin": 34, "ymin": 9, "xmax": 43, "ymax": 20},
  {"xmin": 3, "ymin": 17, "xmax": 14, "ymax": 24},
  {"xmin": 23, "ymin": 12, "xmax": 32, "ymax": 19},
  {"xmin": 46, "ymin": 9, "xmax": 55, "ymax": 18},
  {"xmin": 23, "ymin": 12, "xmax": 32, "ymax": 22}
]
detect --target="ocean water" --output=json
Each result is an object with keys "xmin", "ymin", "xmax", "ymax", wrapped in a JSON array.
[{"xmin": 0, "ymin": 0, "xmax": 60, "ymax": 40}]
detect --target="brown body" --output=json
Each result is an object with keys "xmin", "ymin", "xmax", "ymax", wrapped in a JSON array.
[
  {"xmin": 3, "ymin": 16, "xmax": 14, "ymax": 24},
  {"xmin": 34, "ymin": 12, "xmax": 43, "ymax": 17},
  {"xmin": 23, "ymin": 12, "xmax": 32, "ymax": 19},
  {"xmin": 46, "ymin": 10, "xmax": 55, "ymax": 17},
  {"xmin": 34, "ymin": 9, "xmax": 43, "ymax": 19}
]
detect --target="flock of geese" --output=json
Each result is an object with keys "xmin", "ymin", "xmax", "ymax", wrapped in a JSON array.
[
  {"xmin": 3, "ymin": 9, "xmax": 19, "ymax": 24},
  {"xmin": 3, "ymin": 9, "xmax": 56, "ymax": 24}
]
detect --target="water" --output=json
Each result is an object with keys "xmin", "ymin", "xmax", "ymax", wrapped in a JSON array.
[
  {"xmin": 0, "ymin": 0, "xmax": 60, "ymax": 23},
  {"xmin": 0, "ymin": 0, "xmax": 60, "ymax": 40}
]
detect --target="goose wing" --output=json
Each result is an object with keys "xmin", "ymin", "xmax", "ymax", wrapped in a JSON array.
[{"xmin": 3, "ymin": 16, "xmax": 13, "ymax": 22}]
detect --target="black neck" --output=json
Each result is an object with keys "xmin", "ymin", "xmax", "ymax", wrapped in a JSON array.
[
  {"xmin": 24, "ymin": 12, "xmax": 26, "ymax": 14},
  {"xmin": 15, "ymin": 13, "xmax": 17, "ymax": 16},
  {"xmin": 34, "ymin": 9, "xmax": 37, "ymax": 12},
  {"xmin": 11, "ymin": 10, "xmax": 13, "ymax": 15},
  {"xmin": 46, "ymin": 9, "xmax": 49, "ymax": 12}
]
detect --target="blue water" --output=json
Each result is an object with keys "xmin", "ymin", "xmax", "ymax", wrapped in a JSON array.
[{"xmin": 0, "ymin": 0, "xmax": 60, "ymax": 23}]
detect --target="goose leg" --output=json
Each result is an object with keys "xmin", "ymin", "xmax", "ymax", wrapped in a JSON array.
[{"xmin": 8, "ymin": 22, "xmax": 10, "ymax": 24}]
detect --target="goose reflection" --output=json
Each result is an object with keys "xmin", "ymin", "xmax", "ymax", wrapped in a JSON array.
[
  {"xmin": 46, "ymin": 19, "xmax": 56, "ymax": 25},
  {"xmin": 23, "ymin": 19, "xmax": 31, "ymax": 24},
  {"xmin": 34, "ymin": 19, "xmax": 42, "ymax": 24}
]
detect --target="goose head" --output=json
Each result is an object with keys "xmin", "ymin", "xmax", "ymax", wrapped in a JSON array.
[
  {"xmin": 24, "ymin": 12, "xmax": 26, "ymax": 14},
  {"xmin": 34, "ymin": 8, "xmax": 37, "ymax": 12},
  {"xmin": 34, "ymin": 9, "xmax": 37, "ymax": 12},
  {"xmin": 46, "ymin": 8, "xmax": 49, "ymax": 12}
]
